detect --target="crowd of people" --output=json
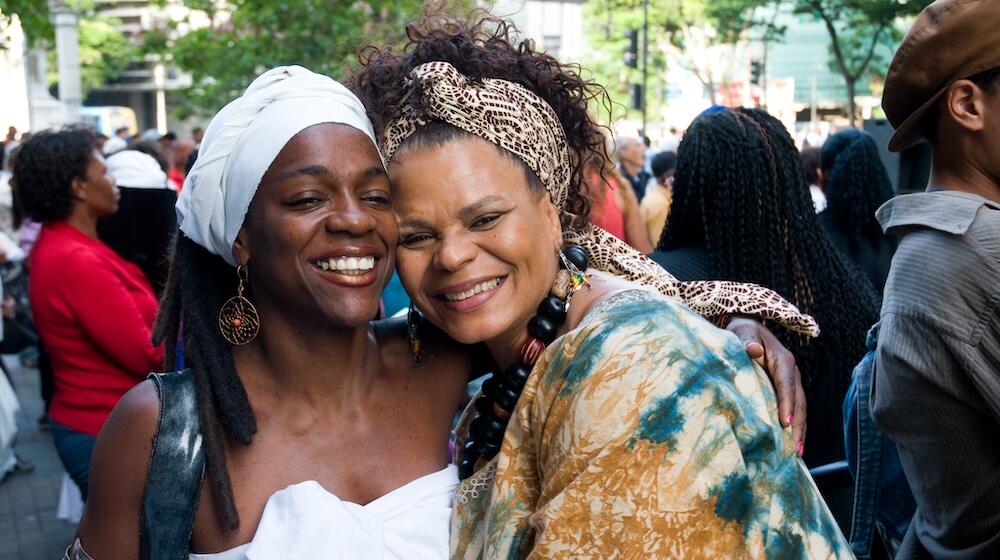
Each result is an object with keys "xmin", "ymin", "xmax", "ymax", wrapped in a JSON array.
[{"xmin": 0, "ymin": 0, "xmax": 995, "ymax": 558}]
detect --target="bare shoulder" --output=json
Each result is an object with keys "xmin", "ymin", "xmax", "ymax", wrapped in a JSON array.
[
  {"xmin": 374, "ymin": 315, "xmax": 472, "ymax": 384},
  {"xmin": 77, "ymin": 380, "xmax": 160, "ymax": 557}
]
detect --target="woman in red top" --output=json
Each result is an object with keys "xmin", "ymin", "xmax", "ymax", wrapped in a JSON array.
[{"xmin": 12, "ymin": 126, "xmax": 163, "ymax": 499}]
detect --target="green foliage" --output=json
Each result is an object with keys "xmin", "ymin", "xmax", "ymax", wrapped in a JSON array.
[
  {"xmin": 0, "ymin": 0, "xmax": 53, "ymax": 46},
  {"xmin": 582, "ymin": 0, "xmax": 778, "ymax": 121},
  {"xmin": 792, "ymin": 0, "xmax": 932, "ymax": 124},
  {"xmin": 148, "ymin": 0, "xmax": 470, "ymax": 114},
  {"xmin": 45, "ymin": 16, "xmax": 137, "ymax": 95}
]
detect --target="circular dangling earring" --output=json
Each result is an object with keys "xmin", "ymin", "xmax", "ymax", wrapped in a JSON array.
[{"xmin": 219, "ymin": 264, "xmax": 260, "ymax": 346}]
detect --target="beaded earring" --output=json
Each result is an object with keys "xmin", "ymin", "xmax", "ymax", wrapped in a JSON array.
[
  {"xmin": 407, "ymin": 304, "xmax": 423, "ymax": 364},
  {"xmin": 218, "ymin": 265, "xmax": 260, "ymax": 345},
  {"xmin": 458, "ymin": 244, "xmax": 590, "ymax": 478}
]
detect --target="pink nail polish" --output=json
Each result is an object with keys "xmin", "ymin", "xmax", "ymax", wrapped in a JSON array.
[
  {"xmin": 796, "ymin": 441, "xmax": 805, "ymax": 456},
  {"xmin": 785, "ymin": 414, "xmax": 793, "ymax": 425}
]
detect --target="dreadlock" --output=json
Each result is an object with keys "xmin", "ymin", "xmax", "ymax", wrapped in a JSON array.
[
  {"xmin": 658, "ymin": 107, "xmax": 880, "ymax": 466},
  {"xmin": 153, "ymin": 234, "xmax": 257, "ymax": 530},
  {"xmin": 820, "ymin": 129, "xmax": 894, "ymax": 245}
]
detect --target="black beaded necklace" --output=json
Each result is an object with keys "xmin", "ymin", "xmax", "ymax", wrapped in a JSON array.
[{"xmin": 458, "ymin": 245, "xmax": 590, "ymax": 479}]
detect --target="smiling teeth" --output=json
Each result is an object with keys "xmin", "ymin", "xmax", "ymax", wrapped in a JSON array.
[
  {"xmin": 444, "ymin": 278, "xmax": 503, "ymax": 302},
  {"xmin": 316, "ymin": 256, "xmax": 376, "ymax": 274}
]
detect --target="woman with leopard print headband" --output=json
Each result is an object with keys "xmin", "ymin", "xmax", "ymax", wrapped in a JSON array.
[{"xmin": 353, "ymin": 16, "xmax": 849, "ymax": 559}]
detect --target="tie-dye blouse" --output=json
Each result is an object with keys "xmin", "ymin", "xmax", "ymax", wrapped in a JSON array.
[{"xmin": 451, "ymin": 290, "xmax": 850, "ymax": 559}]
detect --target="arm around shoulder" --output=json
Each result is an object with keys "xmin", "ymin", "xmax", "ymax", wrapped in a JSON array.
[{"xmin": 76, "ymin": 380, "xmax": 160, "ymax": 559}]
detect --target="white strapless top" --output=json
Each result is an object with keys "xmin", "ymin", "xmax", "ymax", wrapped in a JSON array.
[{"xmin": 189, "ymin": 465, "xmax": 459, "ymax": 560}]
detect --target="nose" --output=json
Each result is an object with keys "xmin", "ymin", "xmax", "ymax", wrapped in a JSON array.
[
  {"xmin": 433, "ymin": 231, "xmax": 476, "ymax": 271},
  {"xmin": 324, "ymin": 194, "xmax": 378, "ymax": 236}
]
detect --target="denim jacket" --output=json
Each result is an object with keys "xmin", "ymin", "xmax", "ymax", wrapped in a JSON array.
[{"xmin": 843, "ymin": 323, "xmax": 916, "ymax": 559}]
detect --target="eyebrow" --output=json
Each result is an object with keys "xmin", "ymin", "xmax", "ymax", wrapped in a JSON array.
[
  {"xmin": 398, "ymin": 195, "xmax": 508, "ymax": 231},
  {"xmin": 267, "ymin": 165, "xmax": 386, "ymax": 186},
  {"xmin": 268, "ymin": 165, "xmax": 330, "ymax": 185}
]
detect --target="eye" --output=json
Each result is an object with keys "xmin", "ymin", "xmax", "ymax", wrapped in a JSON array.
[
  {"xmin": 285, "ymin": 195, "xmax": 324, "ymax": 208},
  {"xmin": 361, "ymin": 192, "xmax": 391, "ymax": 207},
  {"xmin": 400, "ymin": 232, "xmax": 434, "ymax": 248},
  {"xmin": 470, "ymin": 214, "xmax": 501, "ymax": 229}
]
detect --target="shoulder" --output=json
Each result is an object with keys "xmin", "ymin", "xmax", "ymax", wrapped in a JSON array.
[
  {"xmin": 374, "ymin": 315, "xmax": 471, "ymax": 384},
  {"xmin": 540, "ymin": 290, "xmax": 752, "ymax": 397},
  {"xmin": 77, "ymin": 380, "xmax": 160, "ymax": 543}
]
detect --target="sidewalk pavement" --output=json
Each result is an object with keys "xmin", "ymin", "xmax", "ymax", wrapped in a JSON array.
[{"xmin": 0, "ymin": 357, "xmax": 76, "ymax": 560}]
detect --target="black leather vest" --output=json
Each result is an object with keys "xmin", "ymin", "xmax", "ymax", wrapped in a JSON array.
[{"xmin": 140, "ymin": 370, "xmax": 206, "ymax": 560}]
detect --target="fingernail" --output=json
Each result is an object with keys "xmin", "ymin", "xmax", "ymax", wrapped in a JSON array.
[
  {"xmin": 785, "ymin": 414, "xmax": 793, "ymax": 426},
  {"xmin": 796, "ymin": 441, "xmax": 804, "ymax": 456}
]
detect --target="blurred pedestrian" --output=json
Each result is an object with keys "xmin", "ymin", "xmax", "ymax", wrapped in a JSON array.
[
  {"xmin": 614, "ymin": 137, "xmax": 650, "ymax": 200},
  {"xmin": 818, "ymin": 129, "xmax": 896, "ymax": 293},
  {"xmin": 801, "ymin": 146, "xmax": 827, "ymax": 213},
  {"xmin": 586, "ymin": 153, "xmax": 653, "ymax": 252},
  {"xmin": 11, "ymin": 126, "xmax": 163, "ymax": 500},
  {"xmin": 640, "ymin": 150, "xmax": 676, "ymax": 245},
  {"xmin": 874, "ymin": 0, "xmax": 1000, "ymax": 556},
  {"xmin": 653, "ymin": 107, "xmax": 880, "ymax": 468},
  {"xmin": 98, "ymin": 150, "xmax": 178, "ymax": 294}
]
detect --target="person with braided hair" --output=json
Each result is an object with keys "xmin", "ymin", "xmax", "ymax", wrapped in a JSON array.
[
  {"xmin": 654, "ymin": 107, "xmax": 881, "ymax": 469},
  {"xmin": 354, "ymin": 16, "xmax": 849, "ymax": 559},
  {"xmin": 817, "ymin": 129, "xmax": 896, "ymax": 293}
]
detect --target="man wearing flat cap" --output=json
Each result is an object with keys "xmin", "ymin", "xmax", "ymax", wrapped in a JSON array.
[{"xmin": 872, "ymin": 0, "xmax": 1000, "ymax": 557}]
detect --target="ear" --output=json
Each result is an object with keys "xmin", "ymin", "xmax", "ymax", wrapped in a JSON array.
[
  {"xmin": 70, "ymin": 175, "xmax": 88, "ymax": 202},
  {"xmin": 540, "ymin": 195, "xmax": 563, "ymax": 253},
  {"xmin": 944, "ymin": 79, "xmax": 986, "ymax": 133},
  {"xmin": 232, "ymin": 227, "xmax": 250, "ymax": 266}
]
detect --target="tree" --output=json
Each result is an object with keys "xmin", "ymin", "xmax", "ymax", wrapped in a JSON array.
[
  {"xmin": 0, "ymin": 0, "xmax": 53, "ymax": 47},
  {"xmin": 47, "ymin": 16, "xmax": 136, "ymax": 95},
  {"xmin": 582, "ymin": 0, "xmax": 778, "ymax": 122},
  {"xmin": 793, "ymin": 0, "xmax": 932, "ymax": 127},
  {"xmin": 147, "ymin": 0, "xmax": 471, "ymax": 115}
]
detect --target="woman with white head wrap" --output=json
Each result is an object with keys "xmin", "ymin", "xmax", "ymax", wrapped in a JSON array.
[{"xmin": 71, "ymin": 66, "xmax": 471, "ymax": 560}]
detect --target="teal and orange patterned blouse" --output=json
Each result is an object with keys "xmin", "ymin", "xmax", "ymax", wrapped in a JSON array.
[{"xmin": 451, "ymin": 290, "xmax": 850, "ymax": 559}]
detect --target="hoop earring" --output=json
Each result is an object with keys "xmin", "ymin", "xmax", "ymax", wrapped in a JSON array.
[
  {"xmin": 407, "ymin": 304, "xmax": 423, "ymax": 364},
  {"xmin": 219, "ymin": 264, "xmax": 260, "ymax": 346}
]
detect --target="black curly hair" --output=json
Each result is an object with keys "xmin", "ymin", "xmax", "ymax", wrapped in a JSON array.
[
  {"xmin": 350, "ymin": 13, "xmax": 612, "ymax": 226},
  {"xmin": 658, "ymin": 107, "xmax": 880, "ymax": 466},
  {"xmin": 11, "ymin": 126, "xmax": 97, "ymax": 223},
  {"xmin": 820, "ymin": 129, "xmax": 894, "ymax": 246}
]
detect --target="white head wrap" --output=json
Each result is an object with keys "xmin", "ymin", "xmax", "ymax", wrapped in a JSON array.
[
  {"xmin": 176, "ymin": 65, "xmax": 379, "ymax": 266},
  {"xmin": 106, "ymin": 150, "xmax": 170, "ymax": 190}
]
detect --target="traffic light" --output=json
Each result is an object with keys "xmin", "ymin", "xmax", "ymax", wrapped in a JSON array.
[
  {"xmin": 624, "ymin": 30, "xmax": 639, "ymax": 68},
  {"xmin": 631, "ymin": 83, "xmax": 644, "ymax": 110},
  {"xmin": 750, "ymin": 60, "xmax": 764, "ymax": 86}
]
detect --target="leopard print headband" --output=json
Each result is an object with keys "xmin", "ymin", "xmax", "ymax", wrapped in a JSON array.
[{"xmin": 382, "ymin": 62, "xmax": 819, "ymax": 336}]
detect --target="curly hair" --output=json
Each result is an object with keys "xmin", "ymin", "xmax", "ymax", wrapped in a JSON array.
[
  {"xmin": 153, "ymin": 234, "xmax": 255, "ymax": 530},
  {"xmin": 820, "ymin": 129, "xmax": 894, "ymax": 245},
  {"xmin": 11, "ymin": 126, "xmax": 97, "ymax": 223},
  {"xmin": 658, "ymin": 107, "xmax": 880, "ymax": 466},
  {"xmin": 350, "ymin": 13, "xmax": 611, "ymax": 226}
]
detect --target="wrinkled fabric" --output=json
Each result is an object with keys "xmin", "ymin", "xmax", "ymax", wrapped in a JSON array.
[
  {"xmin": 451, "ymin": 291, "xmax": 850, "ymax": 559},
  {"xmin": 190, "ymin": 466, "xmax": 458, "ymax": 560}
]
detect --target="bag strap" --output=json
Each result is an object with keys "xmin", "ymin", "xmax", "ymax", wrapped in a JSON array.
[{"xmin": 140, "ymin": 370, "xmax": 206, "ymax": 560}]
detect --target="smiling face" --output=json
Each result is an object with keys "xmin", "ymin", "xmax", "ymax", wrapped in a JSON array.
[
  {"xmin": 233, "ymin": 122, "xmax": 396, "ymax": 329},
  {"xmin": 389, "ymin": 135, "xmax": 563, "ymax": 350}
]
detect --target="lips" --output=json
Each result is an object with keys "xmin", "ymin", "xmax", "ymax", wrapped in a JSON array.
[
  {"xmin": 310, "ymin": 251, "xmax": 382, "ymax": 287},
  {"xmin": 433, "ymin": 275, "xmax": 507, "ymax": 312}
]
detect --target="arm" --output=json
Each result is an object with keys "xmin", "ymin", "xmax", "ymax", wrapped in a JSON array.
[
  {"xmin": 725, "ymin": 317, "xmax": 807, "ymax": 452},
  {"xmin": 65, "ymin": 250, "xmax": 164, "ymax": 376},
  {"xmin": 614, "ymin": 171, "xmax": 654, "ymax": 253},
  {"xmin": 76, "ymin": 381, "xmax": 159, "ymax": 558}
]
